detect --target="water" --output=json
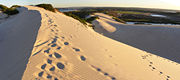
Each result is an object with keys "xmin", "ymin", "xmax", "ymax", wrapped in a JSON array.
[
  {"xmin": 126, "ymin": 22, "xmax": 180, "ymax": 26},
  {"xmin": 150, "ymin": 14, "xmax": 167, "ymax": 18},
  {"xmin": 59, "ymin": 9, "xmax": 77, "ymax": 12}
]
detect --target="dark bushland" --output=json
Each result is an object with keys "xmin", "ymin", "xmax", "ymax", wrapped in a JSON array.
[
  {"xmin": 36, "ymin": 4, "xmax": 55, "ymax": 12},
  {"xmin": 0, "ymin": 4, "xmax": 19, "ymax": 15}
]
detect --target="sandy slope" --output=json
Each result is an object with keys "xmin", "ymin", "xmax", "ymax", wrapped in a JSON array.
[
  {"xmin": 0, "ymin": 11, "xmax": 7, "ymax": 19},
  {"xmin": 0, "ymin": 7, "xmax": 41, "ymax": 80},
  {"xmin": 0, "ymin": 6, "xmax": 180, "ymax": 80},
  {"xmin": 0, "ymin": 11, "xmax": 8, "ymax": 23},
  {"xmin": 93, "ymin": 13, "xmax": 180, "ymax": 63},
  {"xmin": 22, "ymin": 7, "xmax": 180, "ymax": 80}
]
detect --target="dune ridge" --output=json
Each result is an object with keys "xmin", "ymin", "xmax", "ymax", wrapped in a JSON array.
[
  {"xmin": 93, "ymin": 13, "xmax": 180, "ymax": 63},
  {"xmin": 0, "ymin": 6, "xmax": 179, "ymax": 80},
  {"xmin": 0, "ymin": 7, "xmax": 42, "ymax": 80}
]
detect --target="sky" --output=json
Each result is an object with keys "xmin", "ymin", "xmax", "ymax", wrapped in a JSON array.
[{"xmin": 0, "ymin": 0, "xmax": 180, "ymax": 10}]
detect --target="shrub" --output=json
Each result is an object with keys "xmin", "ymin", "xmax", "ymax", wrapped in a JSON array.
[
  {"xmin": 112, "ymin": 17, "xmax": 126, "ymax": 23},
  {"xmin": 4, "ymin": 8, "xmax": 19, "ymax": 15},
  {"xmin": 64, "ymin": 12, "xmax": 87, "ymax": 25},
  {"xmin": 11, "ymin": 5, "xmax": 21, "ymax": 8},
  {"xmin": 36, "ymin": 4, "xmax": 55, "ymax": 12},
  {"xmin": 0, "ymin": 4, "xmax": 8, "ymax": 11},
  {"xmin": 86, "ymin": 16, "xmax": 99, "ymax": 23},
  {"xmin": 0, "ymin": 4, "xmax": 19, "ymax": 15},
  {"xmin": 88, "ymin": 24, "xmax": 95, "ymax": 29}
]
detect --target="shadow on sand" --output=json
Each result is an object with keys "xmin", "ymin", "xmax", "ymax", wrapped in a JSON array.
[
  {"xmin": 94, "ymin": 18, "xmax": 180, "ymax": 63},
  {"xmin": 0, "ymin": 8, "xmax": 42, "ymax": 80}
]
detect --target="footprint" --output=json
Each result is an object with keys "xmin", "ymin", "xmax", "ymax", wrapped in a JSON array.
[
  {"xmin": 54, "ymin": 24, "xmax": 57, "ymax": 27},
  {"xmin": 159, "ymin": 71, "xmax": 163, "ymax": 74},
  {"xmin": 73, "ymin": 48, "xmax": 80, "ymax": 52},
  {"xmin": 51, "ymin": 44, "xmax": 57, "ymax": 47},
  {"xmin": 149, "ymin": 65, "xmax": 152, "ymax": 67},
  {"xmin": 80, "ymin": 56, "xmax": 86, "ymax": 61},
  {"xmin": 64, "ymin": 42, "xmax": 69, "ymax": 45},
  {"xmin": 49, "ymin": 66, "xmax": 55, "ymax": 71},
  {"xmin": 47, "ymin": 59, "xmax": 52, "ymax": 64},
  {"xmin": 150, "ymin": 62, "xmax": 153, "ymax": 64},
  {"xmin": 111, "ymin": 77, "xmax": 116, "ymax": 80},
  {"xmin": 152, "ymin": 67, "xmax": 156, "ymax": 70},
  {"xmin": 61, "ymin": 36, "xmax": 65, "ymax": 39},
  {"xmin": 167, "ymin": 76, "xmax": 170, "ymax": 78},
  {"xmin": 47, "ymin": 74, "xmax": 52, "ymax": 79},
  {"xmin": 51, "ymin": 29, "xmax": 55, "ymax": 32},
  {"xmin": 49, "ymin": 54, "xmax": 53, "ymax": 57},
  {"xmin": 97, "ymin": 68, "xmax": 101, "ymax": 71},
  {"xmin": 104, "ymin": 73, "xmax": 109, "ymax": 76},
  {"xmin": 41, "ymin": 64, "xmax": 47, "ymax": 70},
  {"xmin": 54, "ymin": 52, "xmax": 62, "ymax": 58},
  {"xmin": 38, "ymin": 71, "xmax": 44, "ymax": 77},
  {"xmin": 57, "ymin": 62, "xmax": 65, "ymax": 70},
  {"xmin": 91, "ymin": 65, "xmax": 116, "ymax": 80},
  {"xmin": 54, "ymin": 78, "xmax": 58, "ymax": 80},
  {"xmin": 57, "ymin": 47, "xmax": 61, "ymax": 50},
  {"xmin": 52, "ymin": 37, "xmax": 58, "ymax": 44},
  {"xmin": 44, "ymin": 48, "xmax": 51, "ymax": 53}
]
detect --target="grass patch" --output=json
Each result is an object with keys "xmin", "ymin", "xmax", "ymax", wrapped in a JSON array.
[
  {"xmin": 36, "ymin": 4, "xmax": 55, "ymax": 12},
  {"xmin": 122, "ymin": 19, "xmax": 150, "ymax": 22},
  {"xmin": 86, "ymin": 16, "xmax": 99, "ymax": 23},
  {"xmin": 0, "ymin": 4, "xmax": 19, "ymax": 15},
  {"xmin": 112, "ymin": 17, "xmax": 126, "ymax": 23},
  {"xmin": 64, "ymin": 12, "xmax": 87, "ymax": 25},
  {"xmin": 11, "ymin": 5, "xmax": 21, "ymax": 8},
  {"xmin": 0, "ymin": 4, "xmax": 8, "ymax": 12},
  {"xmin": 116, "ymin": 11, "xmax": 145, "ymax": 15},
  {"xmin": 4, "ymin": 8, "xmax": 19, "ymax": 15}
]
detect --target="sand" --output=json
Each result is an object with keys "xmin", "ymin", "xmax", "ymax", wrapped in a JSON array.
[
  {"xmin": 0, "ymin": 6, "xmax": 179, "ymax": 80},
  {"xmin": 0, "ymin": 11, "xmax": 7, "ymax": 19},
  {"xmin": 93, "ymin": 13, "xmax": 180, "ymax": 63}
]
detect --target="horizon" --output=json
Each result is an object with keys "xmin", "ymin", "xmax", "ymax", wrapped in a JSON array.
[{"xmin": 0, "ymin": 0, "xmax": 180, "ymax": 10}]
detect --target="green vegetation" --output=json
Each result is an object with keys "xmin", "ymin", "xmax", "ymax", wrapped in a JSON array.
[
  {"xmin": 36, "ymin": 4, "xmax": 55, "ymax": 12},
  {"xmin": 64, "ymin": 12, "xmax": 87, "ymax": 25},
  {"xmin": 11, "ymin": 5, "xmax": 21, "ymax": 8},
  {"xmin": 0, "ymin": 4, "xmax": 19, "ymax": 15},
  {"xmin": 0, "ymin": 4, "xmax": 8, "ymax": 11},
  {"xmin": 116, "ymin": 11, "xmax": 145, "ymax": 15},
  {"xmin": 86, "ymin": 16, "xmax": 99, "ymax": 23},
  {"xmin": 112, "ymin": 17, "xmax": 126, "ymax": 23},
  {"xmin": 62, "ymin": 7, "xmax": 180, "ymax": 25},
  {"xmin": 4, "ymin": 8, "xmax": 19, "ymax": 15},
  {"xmin": 64, "ymin": 11, "xmax": 99, "ymax": 25},
  {"xmin": 67, "ymin": 11, "xmax": 95, "ymax": 18}
]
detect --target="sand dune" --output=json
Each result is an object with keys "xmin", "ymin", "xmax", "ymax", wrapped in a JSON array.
[
  {"xmin": 0, "ymin": 6, "xmax": 180, "ymax": 80},
  {"xmin": 0, "ymin": 7, "xmax": 41, "ymax": 80},
  {"xmin": 93, "ymin": 13, "xmax": 180, "ymax": 63},
  {"xmin": 0, "ymin": 11, "xmax": 7, "ymax": 19}
]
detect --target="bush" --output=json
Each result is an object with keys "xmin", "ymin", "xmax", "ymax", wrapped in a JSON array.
[
  {"xmin": 0, "ymin": 4, "xmax": 19, "ymax": 15},
  {"xmin": 0, "ymin": 4, "xmax": 8, "ymax": 11},
  {"xmin": 86, "ymin": 16, "xmax": 99, "ymax": 23},
  {"xmin": 112, "ymin": 17, "xmax": 126, "ymax": 23},
  {"xmin": 11, "ymin": 5, "xmax": 21, "ymax": 8},
  {"xmin": 4, "ymin": 8, "xmax": 19, "ymax": 15},
  {"xmin": 36, "ymin": 4, "xmax": 55, "ymax": 12},
  {"xmin": 64, "ymin": 12, "xmax": 87, "ymax": 25}
]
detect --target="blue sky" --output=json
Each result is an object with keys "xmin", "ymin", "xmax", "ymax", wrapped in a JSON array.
[{"xmin": 0, "ymin": 0, "xmax": 180, "ymax": 10}]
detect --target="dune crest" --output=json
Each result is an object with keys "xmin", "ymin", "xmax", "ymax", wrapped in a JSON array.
[
  {"xmin": 0, "ymin": 6, "xmax": 179, "ymax": 80},
  {"xmin": 0, "ymin": 7, "xmax": 41, "ymax": 80},
  {"xmin": 93, "ymin": 13, "xmax": 180, "ymax": 63}
]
